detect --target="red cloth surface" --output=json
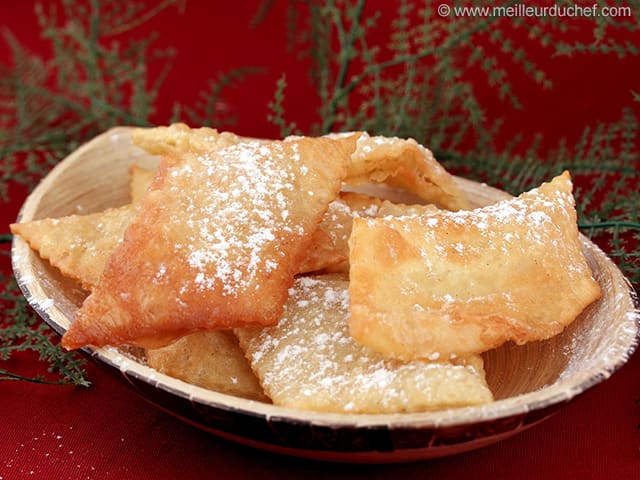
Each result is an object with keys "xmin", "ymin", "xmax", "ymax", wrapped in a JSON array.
[{"xmin": 2, "ymin": 1, "xmax": 640, "ymax": 479}]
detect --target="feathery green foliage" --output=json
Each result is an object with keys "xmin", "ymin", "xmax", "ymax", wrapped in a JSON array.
[
  {"xmin": 0, "ymin": 0, "xmax": 185, "ymax": 385},
  {"xmin": 176, "ymin": 67, "xmax": 265, "ymax": 127},
  {"xmin": 0, "ymin": 253, "xmax": 89, "ymax": 385},
  {"xmin": 0, "ymin": 0, "xmax": 178, "ymax": 199},
  {"xmin": 267, "ymin": 74, "xmax": 299, "ymax": 137}
]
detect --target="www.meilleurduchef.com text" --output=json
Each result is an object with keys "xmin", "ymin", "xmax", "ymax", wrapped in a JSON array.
[{"xmin": 437, "ymin": 3, "xmax": 632, "ymax": 18}]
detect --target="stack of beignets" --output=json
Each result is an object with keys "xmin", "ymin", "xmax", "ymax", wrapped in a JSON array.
[
  {"xmin": 62, "ymin": 136, "xmax": 351, "ymax": 349},
  {"xmin": 11, "ymin": 123, "xmax": 602, "ymax": 413}
]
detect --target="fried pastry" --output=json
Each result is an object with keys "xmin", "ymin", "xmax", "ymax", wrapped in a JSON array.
[
  {"xmin": 10, "ymin": 164, "xmax": 151, "ymax": 292},
  {"xmin": 236, "ymin": 276, "xmax": 493, "ymax": 413},
  {"xmin": 327, "ymin": 132, "xmax": 469, "ymax": 211},
  {"xmin": 129, "ymin": 164, "xmax": 156, "ymax": 203},
  {"xmin": 130, "ymin": 123, "xmax": 220, "ymax": 156},
  {"xmin": 127, "ymin": 164, "xmax": 380, "ymax": 275},
  {"xmin": 348, "ymin": 172, "xmax": 602, "ymax": 360},
  {"xmin": 377, "ymin": 200, "xmax": 440, "ymax": 217},
  {"xmin": 135, "ymin": 125, "xmax": 467, "ymax": 210},
  {"xmin": 10, "ymin": 205, "xmax": 139, "ymax": 291},
  {"xmin": 308, "ymin": 192, "xmax": 383, "ymax": 273},
  {"xmin": 129, "ymin": 162, "xmax": 346, "ymax": 274},
  {"xmin": 306, "ymin": 195, "xmax": 439, "ymax": 273},
  {"xmin": 131, "ymin": 123, "xmax": 267, "ymax": 157},
  {"xmin": 61, "ymin": 137, "xmax": 350, "ymax": 350},
  {"xmin": 146, "ymin": 330, "xmax": 269, "ymax": 402}
]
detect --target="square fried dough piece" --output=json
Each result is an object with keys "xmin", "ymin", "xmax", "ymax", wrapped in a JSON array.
[
  {"xmin": 128, "ymin": 163, "xmax": 382, "ymax": 275},
  {"xmin": 127, "ymin": 158, "xmax": 347, "ymax": 275},
  {"xmin": 10, "ymin": 205, "xmax": 138, "ymax": 291},
  {"xmin": 327, "ymin": 132, "xmax": 469, "ymax": 211},
  {"xmin": 128, "ymin": 143, "xmax": 365, "ymax": 275},
  {"xmin": 349, "ymin": 172, "xmax": 602, "ymax": 360},
  {"xmin": 146, "ymin": 331, "xmax": 269, "ymax": 402},
  {"xmin": 236, "ymin": 276, "xmax": 493, "ymax": 414},
  {"xmin": 131, "ymin": 123, "xmax": 267, "ymax": 157},
  {"xmin": 62, "ymin": 137, "xmax": 350, "ymax": 350}
]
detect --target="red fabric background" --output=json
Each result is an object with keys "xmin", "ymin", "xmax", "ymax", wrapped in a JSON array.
[{"xmin": 1, "ymin": 1, "xmax": 639, "ymax": 478}]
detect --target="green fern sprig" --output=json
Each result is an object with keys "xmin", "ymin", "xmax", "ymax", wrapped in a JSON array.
[
  {"xmin": 0, "ymin": 257, "xmax": 89, "ymax": 386},
  {"xmin": 291, "ymin": 0, "xmax": 640, "ymax": 155},
  {"xmin": 0, "ymin": 0, "xmax": 184, "ymax": 199},
  {"xmin": 267, "ymin": 73, "xmax": 298, "ymax": 137},
  {"xmin": 178, "ymin": 67, "xmax": 265, "ymax": 128}
]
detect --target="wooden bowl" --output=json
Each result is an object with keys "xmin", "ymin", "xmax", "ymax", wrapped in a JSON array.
[{"xmin": 11, "ymin": 127, "xmax": 640, "ymax": 463}]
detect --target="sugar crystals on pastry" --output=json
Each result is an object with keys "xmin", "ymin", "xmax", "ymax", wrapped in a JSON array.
[
  {"xmin": 61, "ymin": 137, "xmax": 350, "ymax": 350},
  {"xmin": 236, "ymin": 276, "xmax": 493, "ymax": 413},
  {"xmin": 331, "ymin": 132, "xmax": 469, "ymax": 211},
  {"xmin": 10, "ymin": 205, "xmax": 139, "ymax": 291},
  {"xmin": 348, "ymin": 172, "xmax": 602, "ymax": 360}
]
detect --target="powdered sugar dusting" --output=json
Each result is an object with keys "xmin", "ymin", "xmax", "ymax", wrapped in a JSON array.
[
  {"xmin": 323, "ymin": 195, "xmax": 380, "ymax": 246},
  {"xmin": 382, "ymin": 176, "xmax": 576, "ymax": 272},
  {"xmin": 236, "ymin": 277, "xmax": 492, "ymax": 413},
  {"xmin": 165, "ymin": 141, "xmax": 305, "ymax": 298},
  {"xmin": 350, "ymin": 173, "xmax": 600, "ymax": 359}
]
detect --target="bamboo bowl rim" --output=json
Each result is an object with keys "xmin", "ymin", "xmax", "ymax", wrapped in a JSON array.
[{"xmin": 10, "ymin": 127, "xmax": 640, "ymax": 431}]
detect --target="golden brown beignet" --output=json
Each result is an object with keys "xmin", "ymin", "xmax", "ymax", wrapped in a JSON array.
[
  {"xmin": 62, "ymin": 137, "xmax": 350, "ymax": 349},
  {"xmin": 10, "ymin": 205, "xmax": 139, "ymax": 291},
  {"xmin": 130, "ymin": 122, "xmax": 267, "ymax": 157},
  {"xmin": 146, "ymin": 330, "xmax": 269, "ymax": 402},
  {"xmin": 329, "ymin": 132, "xmax": 469, "ymax": 211},
  {"xmin": 348, "ymin": 172, "xmax": 601, "ymax": 360},
  {"xmin": 236, "ymin": 276, "xmax": 493, "ymax": 413}
]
